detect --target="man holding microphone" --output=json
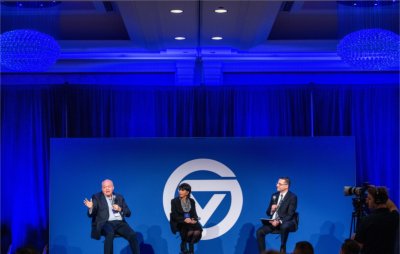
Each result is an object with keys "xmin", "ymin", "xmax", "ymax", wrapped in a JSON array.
[
  {"xmin": 83, "ymin": 179, "xmax": 140, "ymax": 254},
  {"xmin": 256, "ymin": 177, "xmax": 298, "ymax": 254}
]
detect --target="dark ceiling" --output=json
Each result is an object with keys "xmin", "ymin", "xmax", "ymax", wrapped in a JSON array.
[{"xmin": 1, "ymin": 1, "xmax": 399, "ymax": 72}]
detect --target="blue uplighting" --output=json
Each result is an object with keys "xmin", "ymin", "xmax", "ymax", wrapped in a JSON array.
[
  {"xmin": 337, "ymin": 28, "xmax": 400, "ymax": 70},
  {"xmin": 0, "ymin": 29, "xmax": 60, "ymax": 72},
  {"xmin": 338, "ymin": 1, "xmax": 398, "ymax": 7},
  {"xmin": 1, "ymin": 1, "xmax": 61, "ymax": 8}
]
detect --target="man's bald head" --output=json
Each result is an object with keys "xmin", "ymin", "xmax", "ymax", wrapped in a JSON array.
[{"xmin": 102, "ymin": 179, "xmax": 114, "ymax": 197}]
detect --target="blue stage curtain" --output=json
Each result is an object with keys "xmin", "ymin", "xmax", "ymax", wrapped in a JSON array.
[
  {"xmin": 313, "ymin": 84, "xmax": 399, "ymax": 198},
  {"xmin": 1, "ymin": 85, "xmax": 66, "ymax": 253},
  {"xmin": 1, "ymin": 84, "xmax": 398, "ymax": 252}
]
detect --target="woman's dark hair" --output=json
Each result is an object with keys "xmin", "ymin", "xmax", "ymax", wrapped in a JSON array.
[{"xmin": 179, "ymin": 183, "xmax": 191, "ymax": 195}]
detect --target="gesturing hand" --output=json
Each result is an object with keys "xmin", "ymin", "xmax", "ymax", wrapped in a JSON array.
[{"xmin": 84, "ymin": 198, "xmax": 93, "ymax": 209}]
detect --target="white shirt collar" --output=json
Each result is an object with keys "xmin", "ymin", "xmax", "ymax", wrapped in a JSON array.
[{"xmin": 279, "ymin": 191, "xmax": 288, "ymax": 198}]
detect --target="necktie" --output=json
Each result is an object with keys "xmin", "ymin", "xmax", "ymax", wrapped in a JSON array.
[
  {"xmin": 272, "ymin": 194, "xmax": 284, "ymax": 219},
  {"xmin": 277, "ymin": 194, "xmax": 284, "ymax": 208}
]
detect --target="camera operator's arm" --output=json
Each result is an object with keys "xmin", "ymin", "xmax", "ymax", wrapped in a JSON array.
[{"xmin": 386, "ymin": 199, "xmax": 398, "ymax": 212}]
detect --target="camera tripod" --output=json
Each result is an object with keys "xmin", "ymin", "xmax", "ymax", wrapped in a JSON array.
[
  {"xmin": 349, "ymin": 196, "xmax": 369, "ymax": 238},
  {"xmin": 349, "ymin": 211, "xmax": 361, "ymax": 238}
]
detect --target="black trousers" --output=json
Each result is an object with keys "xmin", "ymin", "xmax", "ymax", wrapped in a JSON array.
[
  {"xmin": 256, "ymin": 220, "xmax": 296, "ymax": 253},
  {"xmin": 102, "ymin": 220, "xmax": 140, "ymax": 254}
]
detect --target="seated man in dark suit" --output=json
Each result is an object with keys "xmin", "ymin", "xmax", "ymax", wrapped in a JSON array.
[
  {"xmin": 83, "ymin": 179, "xmax": 140, "ymax": 254},
  {"xmin": 257, "ymin": 176, "xmax": 298, "ymax": 254}
]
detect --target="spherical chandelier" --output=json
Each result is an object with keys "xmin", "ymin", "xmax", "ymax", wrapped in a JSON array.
[
  {"xmin": 0, "ymin": 29, "xmax": 60, "ymax": 72},
  {"xmin": 337, "ymin": 28, "xmax": 399, "ymax": 70}
]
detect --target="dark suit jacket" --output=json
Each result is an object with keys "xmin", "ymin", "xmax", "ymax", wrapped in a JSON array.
[
  {"xmin": 266, "ymin": 191, "xmax": 297, "ymax": 224},
  {"xmin": 170, "ymin": 197, "xmax": 200, "ymax": 234},
  {"xmin": 87, "ymin": 192, "xmax": 131, "ymax": 240}
]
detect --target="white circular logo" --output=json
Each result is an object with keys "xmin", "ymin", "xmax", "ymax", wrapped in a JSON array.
[{"xmin": 163, "ymin": 158, "xmax": 243, "ymax": 240}]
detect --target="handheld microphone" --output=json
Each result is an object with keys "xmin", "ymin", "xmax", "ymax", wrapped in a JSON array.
[
  {"xmin": 113, "ymin": 196, "xmax": 118, "ymax": 205},
  {"xmin": 272, "ymin": 195, "xmax": 277, "ymax": 205},
  {"xmin": 112, "ymin": 195, "xmax": 119, "ymax": 213}
]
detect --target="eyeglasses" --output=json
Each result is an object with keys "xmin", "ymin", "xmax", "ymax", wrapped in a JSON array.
[{"xmin": 277, "ymin": 182, "xmax": 288, "ymax": 186}]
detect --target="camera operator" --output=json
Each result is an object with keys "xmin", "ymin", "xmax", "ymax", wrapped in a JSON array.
[{"xmin": 353, "ymin": 186, "xmax": 399, "ymax": 254}]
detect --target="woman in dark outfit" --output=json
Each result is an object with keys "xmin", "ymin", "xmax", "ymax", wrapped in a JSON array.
[{"xmin": 170, "ymin": 183, "xmax": 202, "ymax": 254}]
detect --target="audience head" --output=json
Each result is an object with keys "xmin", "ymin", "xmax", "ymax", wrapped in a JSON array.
[
  {"xmin": 293, "ymin": 241, "xmax": 314, "ymax": 254},
  {"xmin": 340, "ymin": 239, "xmax": 361, "ymax": 254},
  {"xmin": 15, "ymin": 247, "xmax": 39, "ymax": 254},
  {"xmin": 263, "ymin": 250, "xmax": 280, "ymax": 254}
]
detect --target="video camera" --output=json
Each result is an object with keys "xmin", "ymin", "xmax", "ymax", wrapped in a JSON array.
[
  {"xmin": 343, "ymin": 182, "xmax": 372, "ymax": 218},
  {"xmin": 343, "ymin": 183, "xmax": 371, "ymax": 197},
  {"xmin": 344, "ymin": 182, "xmax": 372, "ymax": 237}
]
